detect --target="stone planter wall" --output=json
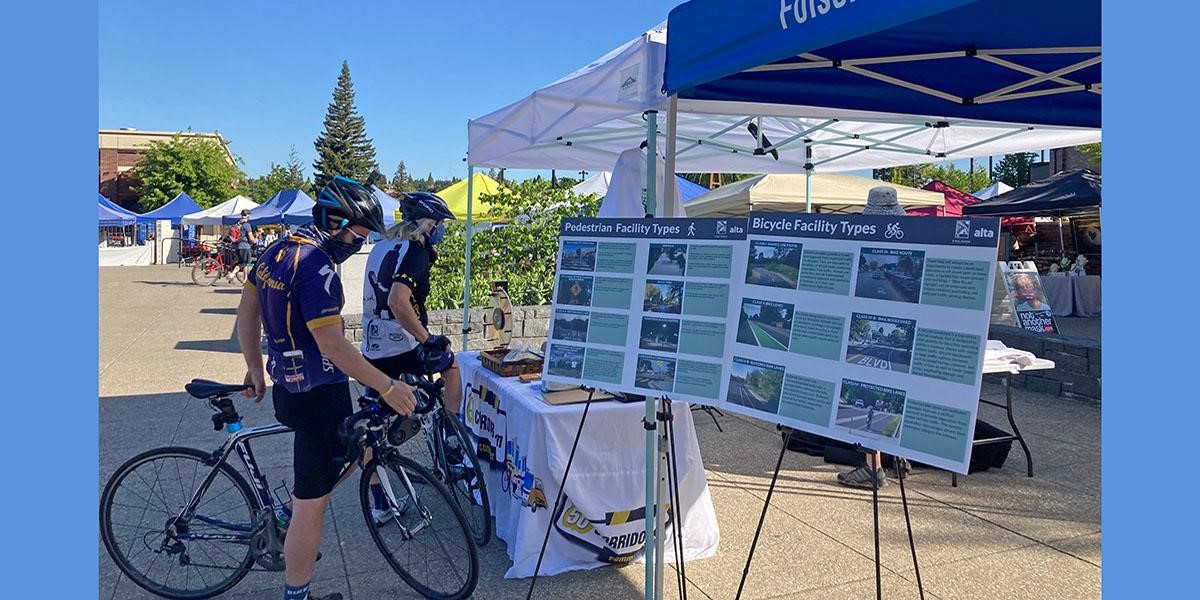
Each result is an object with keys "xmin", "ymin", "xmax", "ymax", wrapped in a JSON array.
[
  {"xmin": 344, "ymin": 305, "xmax": 552, "ymax": 352},
  {"xmin": 986, "ymin": 324, "xmax": 1101, "ymax": 403}
]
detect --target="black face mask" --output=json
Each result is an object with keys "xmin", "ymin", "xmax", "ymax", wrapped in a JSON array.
[{"xmin": 294, "ymin": 224, "xmax": 363, "ymax": 264}]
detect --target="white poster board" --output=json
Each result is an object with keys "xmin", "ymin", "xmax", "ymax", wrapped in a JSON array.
[{"xmin": 544, "ymin": 218, "xmax": 747, "ymax": 404}]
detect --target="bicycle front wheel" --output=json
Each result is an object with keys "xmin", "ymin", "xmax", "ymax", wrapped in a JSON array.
[
  {"xmin": 100, "ymin": 446, "xmax": 256, "ymax": 599},
  {"xmin": 191, "ymin": 258, "xmax": 220, "ymax": 286},
  {"xmin": 360, "ymin": 453, "xmax": 479, "ymax": 600}
]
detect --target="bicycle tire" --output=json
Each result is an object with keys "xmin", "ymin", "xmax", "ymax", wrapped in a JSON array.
[
  {"xmin": 100, "ymin": 446, "xmax": 257, "ymax": 599},
  {"xmin": 439, "ymin": 410, "xmax": 492, "ymax": 546},
  {"xmin": 359, "ymin": 453, "xmax": 479, "ymax": 600},
  {"xmin": 191, "ymin": 258, "xmax": 220, "ymax": 286}
]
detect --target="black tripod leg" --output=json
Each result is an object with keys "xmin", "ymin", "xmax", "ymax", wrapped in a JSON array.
[
  {"xmin": 527, "ymin": 388, "xmax": 596, "ymax": 600},
  {"xmin": 872, "ymin": 463, "xmax": 882, "ymax": 600},
  {"xmin": 666, "ymin": 406, "xmax": 688, "ymax": 600},
  {"xmin": 897, "ymin": 462, "xmax": 926, "ymax": 600},
  {"xmin": 735, "ymin": 428, "xmax": 789, "ymax": 600}
]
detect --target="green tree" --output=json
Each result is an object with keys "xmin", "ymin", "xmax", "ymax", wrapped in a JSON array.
[
  {"xmin": 993, "ymin": 152, "xmax": 1039, "ymax": 187},
  {"xmin": 242, "ymin": 146, "xmax": 312, "ymax": 202},
  {"xmin": 1075, "ymin": 143, "xmax": 1101, "ymax": 169},
  {"xmin": 873, "ymin": 163, "xmax": 990, "ymax": 192},
  {"xmin": 312, "ymin": 61, "xmax": 378, "ymax": 188},
  {"xmin": 132, "ymin": 135, "xmax": 244, "ymax": 210},
  {"xmin": 283, "ymin": 146, "xmax": 311, "ymax": 194},
  {"xmin": 390, "ymin": 161, "xmax": 412, "ymax": 194}
]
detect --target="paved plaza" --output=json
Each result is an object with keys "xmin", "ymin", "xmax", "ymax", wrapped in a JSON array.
[{"xmin": 100, "ymin": 265, "xmax": 1100, "ymax": 599}]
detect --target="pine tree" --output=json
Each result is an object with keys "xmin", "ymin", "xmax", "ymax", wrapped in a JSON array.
[
  {"xmin": 284, "ymin": 146, "xmax": 310, "ymax": 194},
  {"xmin": 312, "ymin": 61, "xmax": 377, "ymax": 188},
  {"xmin": 390, "ymin": 161, "xmax": 411, "ymax": 193}
]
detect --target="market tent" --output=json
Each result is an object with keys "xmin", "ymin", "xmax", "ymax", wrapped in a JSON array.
[
  {"xmin": 180, "ymin": 195, "xmax": 259, "ymax": 226},
  {"xmin": 572, "ymin": 171, "xmax": 710, "ymax": 202},
  {"xmin": 99, "ymin": 193, "xmax": 139, "ymax": 217},
  {"xmin": 137, "ymin": 193, "xmax": 202, "ymax": 225},
  {"xmin": 436, "ymin": 173, "xmax": 503, "ymax": 220},
  {"xmin": 371, "ymin": 186, "xmax": 403, "ymax": 227},
  {"xmin": 469, "ymin": 20, "xmax": 1099, "ymax": 175},
  {"xmin": 907, "ymin": 180, "xmax": 980, "ymax": 217},
  {"xmin": 281, "ymin": 191, "xmax": 318, "ymax": 226},
  {"xmin": 665, "ymin": 0, "xmax": 1100, "ymax": 129},
  {"xmin": 99, "ymin": 202, "xmax": 136, "ymax": 227},
  {"xmin": 685, "ymin": 173, "xmax": 943, "ymax": 217},
  {"xmin": 964, "ymin": 169, "xmax": 1100, "ymax": 217},
  {"xmin": 973, "ymin": 181, "xmax": 1013, "ymax": 200},
  {"xmin": 225, "ymin": 189, "xmax": 314, "ymax": 226}
]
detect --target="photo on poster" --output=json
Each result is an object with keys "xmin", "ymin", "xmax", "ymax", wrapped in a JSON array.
[
  {"xmin": 836, "ymin": 379, "xmax": 906, "ymax": 439},
  {"xmin": 1005, "ymin": 271, "xmax": 1054, "ymax": 314},
  {"xmin": 643, "ymin": 279, "xmax": 684, "ymax": 314},
  {"xmin": 647, "ymin": 243, "xmax": 688, "ymax": 276},
  {"xmin": 845, "ymin": 313, "xmax": 917, "ymax": 373},
  {"xmin": 745, "ymin": 239, "xmax": 802, "ymax": 289},
  {"xmin": 547, "ymin": 344, "xmax": 586, "ymax": 379},
  {"xmin": 855, "ymin": 247, "xmax": 926, "ymax": 304},
  {"xmin": 551, "ymin": 310, "xmax": 590, "ymax": 343},
  {"xmin": 561, "ymin": 241, "xmax": 598, "ymax": 272},
  {"xmin": 556, "ymin": 274, "xmax": 594, "ymax": 306},
  {"xmin": 634, "ymin": 354, "xmax": 676, "ymax": 392},
  {"xmin": 736, "ymin": 298, "xmax": 794, "ymax": 351},
  {"xmin": 639, "ymin": 317, "xmax": 681, "ymax": 353},
  {"xmin": 727, "ymin": 357, "xmax": 785, "ymax": 415}
]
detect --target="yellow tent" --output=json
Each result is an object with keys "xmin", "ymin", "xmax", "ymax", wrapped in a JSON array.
[{"xmin": 436, "ymin": 172, "xmax": 504, "ymax": 220}]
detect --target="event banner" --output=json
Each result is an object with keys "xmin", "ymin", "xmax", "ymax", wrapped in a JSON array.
[
  {"xmin": 544, "ymin": 218, "xmax": 748, "ymax": 404},
  {"xmin": 722, "ymin": 213, "xmax": 1002, "ymax": 473},
  {"xmin": 993, "ymin": 262, "xmax": 1059, "ymax": 334}
]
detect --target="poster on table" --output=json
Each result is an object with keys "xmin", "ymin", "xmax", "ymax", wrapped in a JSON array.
[
  {"xmin": 993, "ymin": 262, "xmax": 1059, "ymax": 333},
  {"xmin": 722, "ymin": 213, "xmax": 1001, "ymax": 474},
  {"xmin": 544, "ymin": 217, "xmax": 747, "ymax": 404}
]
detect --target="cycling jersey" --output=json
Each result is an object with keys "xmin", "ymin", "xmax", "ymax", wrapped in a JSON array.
[
  {"xmin": 361, "ymin": 237, "xmax": 432, "ymax": 359},
  {"xmin": 248, "ymin": 227, "xmax": 348, "ymax": 393}
]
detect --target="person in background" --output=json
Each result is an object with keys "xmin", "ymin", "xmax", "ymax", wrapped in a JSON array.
[
  {"xmin": 230, "ymin": 209, "xmax": 258, "ymax": 281},
  {"xmin": 236, "ymin": 176, "xmax": 417, "ymax": 600},
  {"xmin": 838, "ymin": 187, "xmax": 910, "ymax": 489}
]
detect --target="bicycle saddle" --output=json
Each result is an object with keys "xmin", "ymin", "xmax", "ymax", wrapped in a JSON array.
[{"xmin": 186, "ymin": 378, "xmax": 254, "ymax": 399}]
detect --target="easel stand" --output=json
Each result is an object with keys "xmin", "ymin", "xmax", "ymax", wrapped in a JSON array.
[
  {"xmin": 736, "ymin": 432, "xmax": 925, "ymax": 600},
  {"xmin": 526, "ymin": 391, "xmax": 691, "ymax": 600}
]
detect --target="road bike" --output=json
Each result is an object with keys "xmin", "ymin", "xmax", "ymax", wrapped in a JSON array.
[
  {"xmin": 364, "ymin": 374, "xmax": 493, "ymax": 547},
  {"xmin": 99, "ymin": 376, "xmax": 479, "ymax": 600},
  {"xmin": 190, "ymin": 243, "xmax": 251, "ymax": 287}
]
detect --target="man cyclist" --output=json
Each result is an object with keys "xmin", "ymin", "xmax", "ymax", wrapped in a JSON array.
[
  {"xmin": 230, "ymin": 208, "xmax": 258, "ymax": 282},
  {"xmin": 236, "ymin": 175, "xmax": 417, "ymax": 600}
]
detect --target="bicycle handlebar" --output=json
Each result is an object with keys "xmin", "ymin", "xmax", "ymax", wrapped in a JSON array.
[{"xmin": 335, "ymin": 377, "xmax": 442, "ymax": 464}]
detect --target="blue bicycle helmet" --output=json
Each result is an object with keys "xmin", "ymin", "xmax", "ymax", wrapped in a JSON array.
[
  {"xmin": 400, "ymin": 192, "xmax": 456, "ymax": 223},
  {"xmin": 313, "ymin": 176, "xmax": 386, "ymax": 233}
]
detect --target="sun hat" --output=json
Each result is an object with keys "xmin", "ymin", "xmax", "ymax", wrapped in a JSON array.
[{"xmin": 862, "ymin": 186, "xmax": 906, "ymax": 216}]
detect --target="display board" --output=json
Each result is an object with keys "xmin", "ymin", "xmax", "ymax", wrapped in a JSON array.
[
  {"xmin": 544, "ymin": 218, "xmax": 747, "ymax": 404},
  {"xmin": 724, "ymin": 213, "xmax": 1001, "ymax": 473},
  {"xmin": 993, "ymin": 262, "xmax": 1059, "ymax": 333},
  {"xmin": 545, "ymin": 214, "xmax": 1001, "ymax": 473}
]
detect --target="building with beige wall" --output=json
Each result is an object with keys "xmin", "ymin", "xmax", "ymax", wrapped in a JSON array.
[{"xmin": 99, "ymin": 129, "xmax": 234, "ymax": 210}]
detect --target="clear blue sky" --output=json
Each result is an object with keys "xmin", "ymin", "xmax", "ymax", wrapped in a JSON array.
[{"xmin": 100, "ymin": 0, "xmax": 680, "ymax": 182}]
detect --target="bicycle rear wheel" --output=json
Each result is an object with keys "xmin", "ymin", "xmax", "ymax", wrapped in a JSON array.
[
  {"xmin": 360, "ymin": 453, "xmax": 478, "ymax": 600},
  {"xmin": 100, "ymin": 446, "xmax": 256, "ymax": 599},
  {"xmin": 439, "ymin": 410, "xmax": 492, "ymax": 546},
  {"xmin": 191, "ymin": 258, "xmax": 220, "ymax": 286}
]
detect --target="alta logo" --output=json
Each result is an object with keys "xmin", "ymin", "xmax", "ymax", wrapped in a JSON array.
[
  {"xmin": 974, "ymin": 227, "xmax": 995, "ymax": 239},
  {"xmin": 955, "ymin": 220, "xmax": 971, "ymax": 239}
]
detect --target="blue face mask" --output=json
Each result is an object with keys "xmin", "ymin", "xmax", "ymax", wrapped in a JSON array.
[{"xmin": 427, "ymin": 223, "xmax": 447, "ymax": 245}]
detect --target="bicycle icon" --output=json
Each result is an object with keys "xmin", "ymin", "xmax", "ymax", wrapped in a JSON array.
[{"xmin": 885, "ymin": 222, "xmax": 905, "ymax": 240}]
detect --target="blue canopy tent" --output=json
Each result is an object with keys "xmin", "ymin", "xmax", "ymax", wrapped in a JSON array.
[
  {"xmin": 675, "ymin": 175, "xmax": 708, "ymax": 202},
  {"xmin": 99, "ymin": 193, "xmax": 140, "ymax": 218},
  {"xmin": 99, "ymin": 202, "xmax": 136, "ymax": 227},
  {"xmin": 225, "ymin": 189, "xmax": 315, "ymax": 227},
  {"xmin": 136, "ymin": 193, "xmax": 203, "ymax": 226}
]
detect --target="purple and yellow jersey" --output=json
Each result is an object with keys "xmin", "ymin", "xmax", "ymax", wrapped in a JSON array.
[{"xmin": 246, "ymin": 235, "xmax": 347, "ymax": 393}]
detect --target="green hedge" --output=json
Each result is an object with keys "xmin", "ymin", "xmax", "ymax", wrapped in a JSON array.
[{"xmin": 427, "ymin": 179, "xmax": 602, "ymax": 311}]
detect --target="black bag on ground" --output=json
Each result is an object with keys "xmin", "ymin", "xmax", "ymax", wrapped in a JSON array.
[{"xmin": 785, "ymin": 419, "xmax": 1013, "ymax": 474}]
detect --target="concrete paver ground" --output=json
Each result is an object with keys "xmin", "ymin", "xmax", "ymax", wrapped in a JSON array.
[{"xmin": 100, "ymin": 266, "xmax": 1100, "ymax": 599}]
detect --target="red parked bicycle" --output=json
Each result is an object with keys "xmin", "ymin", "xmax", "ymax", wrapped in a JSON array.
[{"xmin": 190, "ymin": 242, "xmax": 250, "ymax": 286}]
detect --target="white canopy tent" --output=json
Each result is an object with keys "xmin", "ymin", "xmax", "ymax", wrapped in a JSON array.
[
  {"xmin": 180, "ymin": 195, "xmax": 259, "ymax": 227},
  {"xmin": 468, "ymin": 22, "xmax": 1100, "ymax": 175},
  {"xmin": 685, "ymin": 173, "xmax": 944, "ymax": 217},
  {"xmin": 974, "ymin": 181, "xmax": 1014, "ymax": 200},
  {"xmin": 570, "ymin": 172, "xmax": 611, "ymax": 197}
]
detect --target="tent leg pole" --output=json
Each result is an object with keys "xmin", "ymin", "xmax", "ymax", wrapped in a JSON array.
[
  {"xmin": 805, "ymin": 141, "xmax": 813, "ymax": 213},
  {"xmin": 643, "ymin": 110, "xmax": 659, "ymax": 600},
  {"xmin": 655, "ymin": 397, "xmax": 669, "ymax": 600},
  {"xmin": 461, "ymin": 165, "xmax": 475, "ymax": 352},
  {"xmin": 663, "ymin": 96, "xmax": 678, "ymax": 215}
]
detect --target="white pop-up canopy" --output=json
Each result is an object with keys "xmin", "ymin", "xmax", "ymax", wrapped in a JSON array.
[
  {"xmin": 684, "ymin": 173, "xmax": 944, "ymax": 217},
  {"xmin": 180, "ymin": 195, "xmax": 259, "ymax": 226},
  {"xmin": 467, "ymin": 22, "xmax": 1100, "ymax": 175}
]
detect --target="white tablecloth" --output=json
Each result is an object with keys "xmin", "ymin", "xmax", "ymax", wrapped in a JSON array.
[
  {"xmin": 1071, "ymin": 275, "xmax": 1102, "ymax": 317},
  {"xmin": 458, "ymin": 352, "xmax": 720, "ymax": 578},
  {"xmin": 1039, "ymin": 275, "xmax": 1075, "ymax": 317}
]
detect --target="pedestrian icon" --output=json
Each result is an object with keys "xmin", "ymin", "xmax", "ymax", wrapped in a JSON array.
[{"xmin": 687, "ymin": 223, "xmax": 696, "ymax": 237}]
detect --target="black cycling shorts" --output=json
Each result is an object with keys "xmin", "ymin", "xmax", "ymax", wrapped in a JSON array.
[
  {"xmin": 236, "ymin": 248, "xmax": 252, "ymax": 265},
  {"xmin": 272, "ymin": 381, "xmax": 353, "ymax": 500},
  {"xmin": 365, "ymin": 348, "xmax": 427, "ymax": 392}
]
